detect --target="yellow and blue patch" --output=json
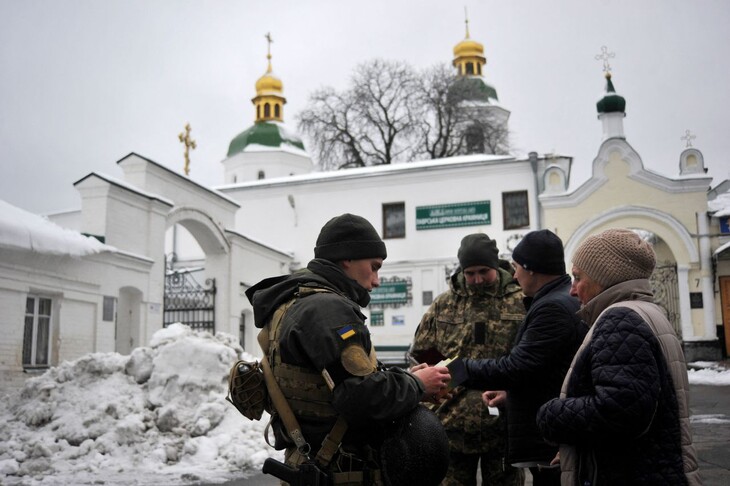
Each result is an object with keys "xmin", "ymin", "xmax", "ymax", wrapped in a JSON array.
[{"xmin": 337, "ymin": 325, "xmax": 356, "ymax": 340}]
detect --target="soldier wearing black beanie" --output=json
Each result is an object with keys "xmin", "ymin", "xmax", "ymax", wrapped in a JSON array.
[{"xmin": 314, "ymin": 213, "xmax": 387, "ymax": 262}]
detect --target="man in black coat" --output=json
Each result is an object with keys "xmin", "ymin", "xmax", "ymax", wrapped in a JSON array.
[{"xmin": 461, "ymin": 230, "xmax": 587, "ymax": 486}]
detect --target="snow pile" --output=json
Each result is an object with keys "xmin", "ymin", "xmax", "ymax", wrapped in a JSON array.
[
  {"xmin": 688, "ymin": 361, "xmax": 730, "ymax": 386},
  {"xmin": 0, "ymin": 324, "xmax": 280, "ymax": 485}
]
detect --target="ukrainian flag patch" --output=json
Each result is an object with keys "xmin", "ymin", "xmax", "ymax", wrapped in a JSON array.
[{"xmin": 338, "ymin": 325, "xmax": 356, "ymax": 340}]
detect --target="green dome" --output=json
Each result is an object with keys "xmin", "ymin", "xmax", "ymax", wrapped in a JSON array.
[
  {"xmin": 452, "ymin": 76, "xmax": 499, "ymax": 102},
  {"xmin": 596, "ymin": 74, "xmax": 626, "ymax": 114},
  {"xmin": 227, "ymin": 121, "xmax": 305, "ymax": 157}
]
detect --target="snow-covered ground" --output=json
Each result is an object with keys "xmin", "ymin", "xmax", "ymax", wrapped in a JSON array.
[{"xmin": 0, "ymin": 324, "xmax": 727, "ymax": 485}]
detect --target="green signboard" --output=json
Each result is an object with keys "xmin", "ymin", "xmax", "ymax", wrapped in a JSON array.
[
  {"xmin": 416, "ymin": 201, "xmax": 491, "ymax": 230},
  {"xmin": 370, "ymin": 281, "xmax": 409, "ymax": 305}
]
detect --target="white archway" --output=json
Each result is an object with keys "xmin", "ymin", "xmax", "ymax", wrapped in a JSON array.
[{"xmin": 564, "ymin": 205, "xmax": 700, "ymax": 341}]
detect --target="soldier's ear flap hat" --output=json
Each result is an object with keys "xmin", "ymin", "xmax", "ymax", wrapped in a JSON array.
[
  {"xmin": 457, "ymin": 233, "xmax": 499, "ymax": 269},
  {"xmin": 314, "ymin": 213, "xmax": 387, "ymax": 262}
]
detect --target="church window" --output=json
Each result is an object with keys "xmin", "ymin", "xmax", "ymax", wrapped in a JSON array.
[
  {"xmin": 103, "ymin": 296, "xmax": 116, "ymax": 322},
  {"xmin": 274, "ymin": 104, "xmax": 280, "ymax": 118},
  {"xmin": 258, "ymin": 170, "xmax": 265, "ymax": 180},
  {"xmin": 466, "ymin": 62, "xmax": 474, "ymax": 75},
  {"xmin": 264, "ymin": 103, "xmax": 271, "ymax": 118},
  {"xmin": 383, "ymin": 202, "xmax": 406, "ymax": 239},
  {"xmin": 23, "ymin": 295, "xmax": 52, "ymax": 369},
  {"xmin": 476, "ymin": 64, "xmax": 482, "ymax": 75},
  {"xmin": 465, "ymin": 124, "xmax": 485, "ymax": 154},
  {"xmin": 257, "ymin": 105, "xmax": 261, "ymax": 119},
  {"xmin": 502, "ymin": 191, "xmax": 530, "ymax": 230}
]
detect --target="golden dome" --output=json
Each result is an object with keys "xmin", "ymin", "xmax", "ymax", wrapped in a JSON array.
[
  {"xmin": 255, "ymin": 62, "xmax": 283, "ymax": 95},
  {"xmin": 453, "ymin": 38, "xmax": 484, "ymax": 58}
]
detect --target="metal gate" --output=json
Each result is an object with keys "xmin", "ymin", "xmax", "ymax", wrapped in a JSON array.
[
  {"xmin": 163, "ymin": 268, "xmax": 216, "ymax": 333},
  {"xmin": 650, "ymin": 262, "xmax": 680, "ymax": 337}
]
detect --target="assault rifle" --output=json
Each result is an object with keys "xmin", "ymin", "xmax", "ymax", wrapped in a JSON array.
[{"xmin": 262, "ymin": 458, "xmax": 331, "ymax": 486}]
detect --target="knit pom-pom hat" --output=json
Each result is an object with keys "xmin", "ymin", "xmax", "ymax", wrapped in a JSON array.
[{"xmin": 572, "ymin": 228, "xmax": 655, "ymax": 288}]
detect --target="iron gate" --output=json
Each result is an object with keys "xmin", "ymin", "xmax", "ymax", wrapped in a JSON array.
[
  {"xmin": 163, "ymin": 268, "xmax": 216, "ymax": 333},
  {"xmin": 650, "ymin": 262, "xmax": 680, "ymax": 337}
]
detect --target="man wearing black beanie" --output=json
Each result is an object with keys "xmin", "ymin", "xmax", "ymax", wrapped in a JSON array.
[
  {"xmin": 411, "ymin": 233, "xmax": 525, "ymax": 486},
  {"xmin": 461, "ymin": 230, "xmax": 587, "ymax": 486},
  {"xmin": 246, "ymin": 213, "xmax": 451, "ymax": 485}
]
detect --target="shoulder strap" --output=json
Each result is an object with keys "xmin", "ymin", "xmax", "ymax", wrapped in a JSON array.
[{"xmin": 257, "ymin": 286, "xmax": 349, "ymax": 467}]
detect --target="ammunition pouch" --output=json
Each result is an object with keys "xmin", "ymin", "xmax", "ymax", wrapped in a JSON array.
[{"xmin": 225, "ymin": 359, "xmax": 269, "ymax": 421}]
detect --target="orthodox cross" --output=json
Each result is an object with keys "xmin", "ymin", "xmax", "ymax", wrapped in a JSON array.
[
  {"xmin": 178, "ymin": 123, "xmax": 196, "ymax": 176},
  {"xmin": 595, "ymin": 45, "xmax": 615, "ymax": 74},
  {"xmin": 265, "ymin": 32, "xmax": 273, "ymax": 61},
  {"xmin": 681, "ymin": 129, "xmax": 696, "ymax": 148},
  {"xmin": 464, "ymin": 7, "xmax": 471, "ymax": 38}
]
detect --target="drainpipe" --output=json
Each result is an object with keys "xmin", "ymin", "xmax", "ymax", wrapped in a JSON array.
[{"xmin": 528, "ymin": 151, "xmax": 542, "ymax": 229}]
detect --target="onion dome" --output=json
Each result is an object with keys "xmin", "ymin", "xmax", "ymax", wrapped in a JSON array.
[
  {"xmin": 596, "ymin": 72, "xmax": 626, "ymax": 114},
  {"xmin": 227, "ymin": 121, "xmax": 304, "ymax": 157},
  {"xmin": 452, "ymin": 17, "xmax": 486, "ymax": 77},
  {"xmin": 255, "ymin": 62, "xmax": 283, "ymax": 96}
]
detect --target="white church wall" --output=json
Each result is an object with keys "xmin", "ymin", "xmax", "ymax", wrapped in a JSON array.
[{"xmin": 220, "ymin": 155, "xmax": 537, "ymax": 350}]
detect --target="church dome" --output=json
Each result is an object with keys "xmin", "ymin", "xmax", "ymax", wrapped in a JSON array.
[
  {"xmin": 596, "ymin": 73, "xmax": 626, "ymax": 114},
  {"xmin": 453, "ymin": 38, "xmax": 485, "ymax": 59},
  {"xmin": 227, "ymin": 121, "xmax": 305, "ymax": 157},
  {"xmin": 255, "ymin": 69, "xmax": 283, "ymax": 95},
  {"xmin": 452, "ymin": 76, "xmax": 498, "ymax": 102}
]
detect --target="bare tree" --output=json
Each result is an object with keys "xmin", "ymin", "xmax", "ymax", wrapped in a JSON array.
[
  {"xmin": 297, "ymin": 60, "xmax": 509, "ymax": 170},
  {"xmin": 298, "ymin": 59, "xmax": 419, "ymax": 170}
]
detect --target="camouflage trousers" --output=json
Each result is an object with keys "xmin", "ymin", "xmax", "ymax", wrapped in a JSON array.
[{"xmin": 441, "ymin": 449, "xmax": 524, "ymax": 486}]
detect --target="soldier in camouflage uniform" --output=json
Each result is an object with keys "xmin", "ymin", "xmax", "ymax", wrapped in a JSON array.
[{"xmin": 411, "ymin": 233, "xmax": 525, "ymax": 486}]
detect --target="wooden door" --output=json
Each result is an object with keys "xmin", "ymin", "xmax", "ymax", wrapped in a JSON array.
[{"xmin": 720, "ymin": 277, "xmax": 730, "ymax": 356}]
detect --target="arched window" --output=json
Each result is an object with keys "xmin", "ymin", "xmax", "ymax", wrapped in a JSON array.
[
  {"xmin": 476, "ymin": 64, "xmax": 482, "ymax": 75},
  {"xmin": 264, "ymin": 103, "xmax": 271, "ymax": 118},
  {"xmin": 256, "ymin": 105, "xmax": 261, "ymax": 119},
  {"xmin": 258, "ymin": 170, "xmax": 265, "ymax": 180},
  {"xmin": 274, "ymin": 104, "xmax": 280, "ymax": 118},
  {"xmin": 466, "ymin": 63, "xmax": 474, "ymax": 75}
]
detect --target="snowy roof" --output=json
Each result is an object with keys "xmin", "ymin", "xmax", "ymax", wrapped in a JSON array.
[
  {"xmin": 709, "ymin": 191, "xmax": 730, "ymax": 217},
  {"xmin": 0, "ymin": 199, "xmax": 114, "ymax": 257},
  {"xmin": 217, "ymin": 152, "xmax": 515, "ymax": 191}
]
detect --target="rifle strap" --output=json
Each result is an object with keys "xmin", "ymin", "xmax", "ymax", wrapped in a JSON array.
[
  {"xmin": 260, "ymin": 355, "xmax": 310, "ymax": 454},
  {"xmin": 257, "ymin": 287, "xmax": 350, "ymax": 467}
]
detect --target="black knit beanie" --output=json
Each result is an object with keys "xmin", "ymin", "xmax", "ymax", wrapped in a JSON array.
[
  {"xmin": 512, "ymin": 229, "xmax": 566, "ymax": 275},
  {"xmin": 314, "ymin": 213, "xmax": 387, "ymax": 262},
  {"xmin": 457, "ymin": 233, "xmax": 499, "ymax": 269}
]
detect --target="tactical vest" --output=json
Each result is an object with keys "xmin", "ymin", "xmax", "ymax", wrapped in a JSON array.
[{"xmin": 258, "ymin": 284, "xmax": 384, "ymax": 485}]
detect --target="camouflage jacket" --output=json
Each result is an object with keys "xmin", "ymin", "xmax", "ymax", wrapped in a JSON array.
[{"xmin": 412, "ymin": 267, "xmax": 524, "ymax": 453}]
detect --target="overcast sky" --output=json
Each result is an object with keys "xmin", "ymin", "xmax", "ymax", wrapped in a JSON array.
[{"xmin": 2, "ymin": 0, "xmax": 728, "ymax": 215}]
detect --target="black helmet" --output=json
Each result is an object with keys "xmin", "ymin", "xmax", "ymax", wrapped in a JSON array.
[{"xmin": 380, "ymin": 405, "xmax": 449, "ymax": 486}]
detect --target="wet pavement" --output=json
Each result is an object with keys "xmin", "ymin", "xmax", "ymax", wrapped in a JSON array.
[{"xmin": 205, "ymin": 383, "xmax": 730, "ymax": 486}]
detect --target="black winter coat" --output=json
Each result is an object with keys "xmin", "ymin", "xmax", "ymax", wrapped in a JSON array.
[
  {"xmin": 536, "ymin": 280, "xmax": 688, "ymax": 485},
  {"xmin": 463, "ymin": 274, "xmax": 586, "ymax": 464},
  {"xmin": 246, "ymin": 259, "xmax": 425, "ymax": 454}
]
